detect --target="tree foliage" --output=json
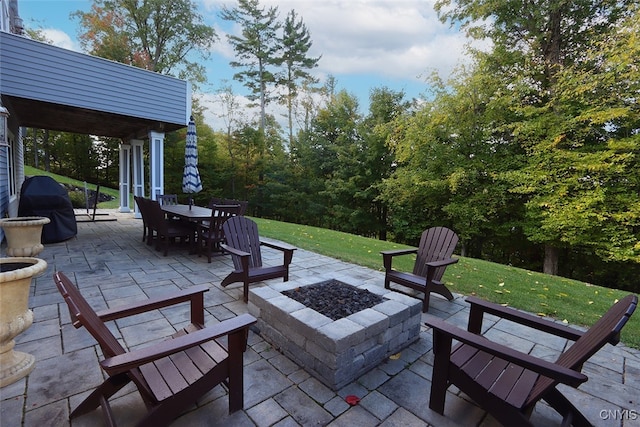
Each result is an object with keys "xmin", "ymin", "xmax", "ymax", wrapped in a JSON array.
[{"xmin": 74, "ymin": 0, "xmax": 216, "ymax": 86}]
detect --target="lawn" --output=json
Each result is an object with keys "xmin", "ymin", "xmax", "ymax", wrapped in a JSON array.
[{"xmin": 19, "ymin": 167, "xmax": 639, "ymax": 348}]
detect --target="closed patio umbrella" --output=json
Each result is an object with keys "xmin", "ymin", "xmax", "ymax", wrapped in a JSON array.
[{"xmin": 182, "ymin": 116, "xmax": 202, "ymax": 207}]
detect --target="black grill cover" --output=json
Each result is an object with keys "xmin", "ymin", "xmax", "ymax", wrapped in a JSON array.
[{"xmin": 18, "ymin": 176, "xmax": 77, "ymax": 243}]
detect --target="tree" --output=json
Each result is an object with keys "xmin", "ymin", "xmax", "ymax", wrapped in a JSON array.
[
  {"xmin": 435, "ymin": 0, "xmax": 635, "ymax": 274},
  {"xmin": 508, "ymin": 3, "xmax": 640, "ymax": 265},
  {"xmin": 220, "ymin": 0, "xmax": 281, "ymax": 132},
  {"xmin": 358, "ymin": 87, "xmax": 408, "ymax": 240},
  {"xmin": 278, "ymin": 9, "xmax": 320, "ymax": 146},
  {"xmin": 74, "ymin": 0, "xmax": 217, "ymax": 86}
]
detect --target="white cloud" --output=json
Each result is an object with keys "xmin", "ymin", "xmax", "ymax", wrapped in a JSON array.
[
  {"xmin": 41, "ymin": 28, "xmax": 80, "ymax": 51},
  {"xmin": 203, "ymin": 0, "xmax": 472, "ymax": 84}
]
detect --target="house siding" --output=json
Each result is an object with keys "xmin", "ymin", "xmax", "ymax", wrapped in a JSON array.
[{"xmin": 0, "ymin": 31, "xmax": 189, "ymax": 126}]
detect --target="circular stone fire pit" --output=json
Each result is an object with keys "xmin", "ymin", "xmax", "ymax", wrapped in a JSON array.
[{"xmin": 249, "ymin": 279, "xmax": 422, "ymax": 390}]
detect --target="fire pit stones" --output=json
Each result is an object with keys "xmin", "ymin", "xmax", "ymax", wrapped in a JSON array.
[{"xmin": 249, "ymin": 279, "xmax": 422, "ymax": 390}]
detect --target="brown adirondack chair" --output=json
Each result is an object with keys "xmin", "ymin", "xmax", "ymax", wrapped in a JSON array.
[
  {"xmin": 198, "ymin": 204, "xmax": 242, "ymax": 263},
  {"xmin": 220, "ymin": 216, "xmax": 296, "ymax": 303},
  {"xmin": 381, "ymin": 226, "xmax": 459, "ymax": 312},
  {"xmin": 426, "ymin": 294, "xmax": 637, "ymax": 426},
  {"xmin": 53, "ymin": 271, "xmax": 256, "ymax": 427}
]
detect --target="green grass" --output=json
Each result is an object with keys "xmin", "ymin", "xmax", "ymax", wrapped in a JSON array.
[
  {"xmin": 21, "ymin": 167, "xmax": 639, "ymax": 348},
  {"xmin": 253, "ymin": 218, "xmax": 639, "ymax": 349}
]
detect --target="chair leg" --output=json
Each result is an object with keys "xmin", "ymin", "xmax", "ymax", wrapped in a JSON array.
[
  {"xmin": 543, "ymin": 388, "xmax": 593, "ymax": 427},
  {"xmin": 422, "ymin": 291, "xmax": 431, "ymax": 312},
  {"xmin": 429, "ymin": 331, "xmax": 451, "ymax": 414},
  {"xmin": 70, "ymin": 374, "xmax": 131, "ymax": 419}
]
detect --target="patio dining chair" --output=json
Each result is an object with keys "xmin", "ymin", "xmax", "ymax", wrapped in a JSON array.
[
  {"xmin": 157, "ymin": 194, "xmax": 179, "ymax": 206},
  {"xmin": 426, "ymin": 294, "xmax": 637, "ymax": 426},
  {"xmin": 198, "ymin": 203, "xmax": 243, "ymax": 262},
  {"xmin": 147, "ymin": 199, "xmax": 195, "ymax": 256},
  {"xmin": 221, "ymin": 216, "xmax": 296, "ymax": 303},
  {"xmin": 134, "ymin": 196, "xmax": 152, "ymax": 244},
  {"xmin": 381, "ymin": 226, "xmax": 459, "ymax": 312},
  {"xmin": 53, "ymin": 271, "xmax": 257, "ymax": 427}
]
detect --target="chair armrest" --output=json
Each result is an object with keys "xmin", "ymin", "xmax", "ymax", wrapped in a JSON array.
[
  {"xmin": 221, "ymin": 243, "xmax": 251, "ymax": 258},
  {"xmin": 381, "ymin": 248, "xmax": 418, "ymax": 270},
  {"xmin": 466, "ymin": 296, "xmax": 584, "ymax": 341},
  {"xmin": 426, "ymin": 257, "xmax": 459, "ymax": 268},
  {"xmin": 425, "ymin": 316, "xmax": 588, "ymax": 387},
  {"xmin": 100, "ymin": 314, "xmax": 257, "ymax": 375},
  {"xmin": 260, "ymin": 239, "xmax": 297, "ymax": 252},
  {"xmin": 380, "ymin": 248, "xmax": 418, "ymax": 257},
  {"xmin": 96, "ymin": 285, "xmax": 209, "ymax": 328}
]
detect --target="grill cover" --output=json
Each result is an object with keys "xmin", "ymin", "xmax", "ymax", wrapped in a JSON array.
[{"xmin": 18, "ymin": 176, "xmax": 77, "ymax": 243}]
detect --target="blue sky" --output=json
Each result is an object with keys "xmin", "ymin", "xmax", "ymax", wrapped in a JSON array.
[{"xmin": 17, "ymin": 0, "xmax": 475, "ymax": 131}]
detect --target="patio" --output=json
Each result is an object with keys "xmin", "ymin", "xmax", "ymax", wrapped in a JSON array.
[{"xmin": 2, "ymin": 211, "xmax": 639, "ymax": 426}]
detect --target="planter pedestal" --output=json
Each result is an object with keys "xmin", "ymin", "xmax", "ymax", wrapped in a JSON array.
[
  {"xmin": 0, "ymin": 257, "xmax": 47, "ymax": 387},
  {"xmin": 0, "ymin": 216, "xmax": 50, "ymax": 257}
]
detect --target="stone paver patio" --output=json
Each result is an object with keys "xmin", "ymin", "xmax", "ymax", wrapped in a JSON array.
[{"xmin": 1, "ymin": 211, "xmax": 639, "ymax": 426}]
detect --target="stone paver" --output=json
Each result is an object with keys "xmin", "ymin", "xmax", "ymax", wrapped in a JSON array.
[{"xmin": 1, "ymin": 211, "xmax": 639, "ymax": 426}]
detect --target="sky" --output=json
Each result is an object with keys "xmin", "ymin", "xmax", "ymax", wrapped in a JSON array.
[{"xmin": 17, "ymin": 0, "xmax": 476, "ymax": 132}]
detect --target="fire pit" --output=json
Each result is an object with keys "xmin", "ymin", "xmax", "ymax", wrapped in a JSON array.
[{"xmin": 249, "ymin": 279, "xmax": 422, "ymax": 390}]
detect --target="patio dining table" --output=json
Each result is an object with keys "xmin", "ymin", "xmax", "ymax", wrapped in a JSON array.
[{"xmin": 161, "ymin": 204, "xmax": 212, "ymax": 221}]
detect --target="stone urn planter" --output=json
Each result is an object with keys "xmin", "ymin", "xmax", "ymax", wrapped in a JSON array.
[
  {"xmin": 0, "ymin": 216, "xmax": 50, "ymax": 257},
  {"xmin": 0, "ymin": 257, "xmax": 47, "ymax": 387}
]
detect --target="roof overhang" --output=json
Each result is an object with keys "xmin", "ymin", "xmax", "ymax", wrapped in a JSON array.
[
  {"xmin": 1, "ymin": 95, "xmax": 184, "ymax": 140},
  {"xmin": 0, "ymin": 31, "xmax": 190, "ymax": 140}
]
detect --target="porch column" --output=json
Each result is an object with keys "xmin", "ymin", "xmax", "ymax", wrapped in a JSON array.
[
  {"xmin": 148, "ymin": 131, "xmax": 164, "ymax": 200},
  {"xmin": 131, "ymin": 139, "xmax": 145, "ymax": 219},
  {"xmin": 118, "ymin": 142, "xmax": 131, "ymax": 213}
]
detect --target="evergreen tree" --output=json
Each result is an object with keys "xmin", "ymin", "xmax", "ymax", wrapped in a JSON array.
[
  {"xmin": 220, "ymin": 0, "xmax": 281, "ymax": 133},
  {"xmin": 278, "ymin": 9, "xmax": 320, "ymax": 146}
]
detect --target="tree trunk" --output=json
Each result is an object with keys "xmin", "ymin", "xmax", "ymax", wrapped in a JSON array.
[{"xmin": 543, "ymin": 244, "xmax": 559, "ymax": 275}]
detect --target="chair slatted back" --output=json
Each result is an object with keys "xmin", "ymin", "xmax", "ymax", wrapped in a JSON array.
[
  {"xmin": 223, "ymin": 199, "xmax": 248, "ymax": 216},
  {"xmin": 54, "ymin": 272, "xmax": 126, "ymax": 359},
  {"xmin": 207, "ymin": 204, "xmax": 242, "ymax": 240},
  {"xmin": 158, "ymin": 194, "xmax": 178, "ymax": 206},
  {"xmin": 413, "ymin": 227, "xmax": 459, "ymax": 281},
  {"xmin": 134, "ymin": 196, "xmax": 148, "ymax": 222},
  {"xmin": 147, "ymin": 199, "xmax": 168, "ymax": 233},
  {"xmin": 526, "ymin": 294, "xmax": 637, "ymax": 405},
  {"xmin": 222, "ymin": 216, "xmax": 263, "ymax": 271},
  {"xmin": 208, "ymin": 197, "xmax": 224, "ymax": 209}
]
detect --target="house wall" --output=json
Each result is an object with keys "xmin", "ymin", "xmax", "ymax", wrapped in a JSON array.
[{"xmin": 0, "ymin": 31, "xmax": 189, "ymax": 126}]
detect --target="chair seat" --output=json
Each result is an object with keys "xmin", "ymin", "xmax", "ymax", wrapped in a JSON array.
[
  {"xmin": 386, "ymin": 270, "xmax": 427, "ymax": 288},
  {"xmin": 451, "ymin": 343, "xmax": 539, "ymax": 410},
  {"xmin": 142, "ymin": 325, "xmax": 228, "ymax": 402}
]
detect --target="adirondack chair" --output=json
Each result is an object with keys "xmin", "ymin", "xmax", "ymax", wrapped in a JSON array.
[
  {"xmin": 426, "ymin": 294, "xmax": 638, "ymax": 426},
  {"xmin": 221, "ymin": 216, "xmax": 296, "ymax": 303},
  {"xmin": 381, "ymin": 227, "xmax": 459, "ymax": 312},
  {"xmin": 147, "ymin": 199, "xmax": 195, "ymax": 256},
  {"xmin": 53, "ymin": 271, "xmax": 256, "ymax": 427},
  {"xmin": 198, "ymin": 204, "xmax": 242, "ymax": 263}
]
